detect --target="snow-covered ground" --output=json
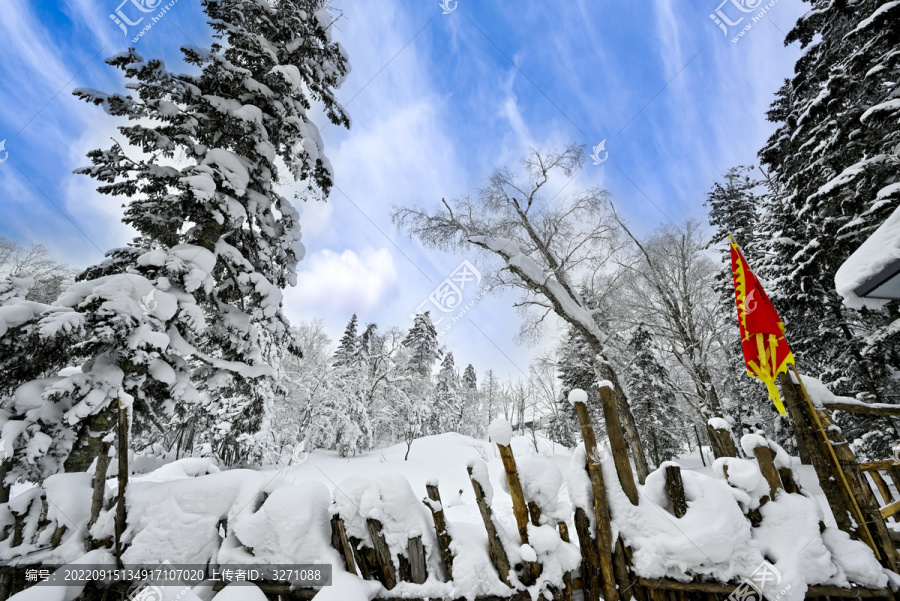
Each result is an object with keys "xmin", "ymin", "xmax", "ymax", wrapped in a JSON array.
[{"xmin": 3, "ymin": 430, "xmax": 895, "ymax": 600}]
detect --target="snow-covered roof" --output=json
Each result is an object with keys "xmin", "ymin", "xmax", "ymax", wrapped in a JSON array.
[{"xmin": 835, "ymin": 203, "xmax": 900, "ymax": 309}]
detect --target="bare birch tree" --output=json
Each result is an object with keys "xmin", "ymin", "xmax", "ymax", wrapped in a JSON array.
[
  {"xmin": 392, "ymin": 144, "xmax": 650, "ymax": 481},
  {"xmin": 614, "ymin": 218, "xmax": 737, "ymax": 457}
]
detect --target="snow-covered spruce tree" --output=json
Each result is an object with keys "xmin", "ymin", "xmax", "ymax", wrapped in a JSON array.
[
  {"xmin": 624, "ymin": 325, "xmax": 684, "ymax": 467},
  {"xmin": 460, "ymin": 363, "xmax": 479, "ymax": 436},
  {"xmin": 757, "ymin": 0, "xmax": 900, "ymax": 457},
  {"xmin": 333, "ymin": 314, "xmax": 360, "ymax": 367},
  {"xmin": 431, "ymin": 352, "xmax": 460, "ymax": 434},
  {"xmin": 403, "ymin": 311, "xmax": 442, "ymax": 380},
  {"xmin": 0, "ymin": 0, "xmax": 350, "ymax": 479}
]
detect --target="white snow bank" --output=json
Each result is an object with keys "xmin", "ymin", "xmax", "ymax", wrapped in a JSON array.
[
  {"xmin": 835, "ymin": 203, "xmax": 900, "ymax": 309},
  {"xmin": 620, "ymin": 462, "xmax": 764, "ymax": 583}
]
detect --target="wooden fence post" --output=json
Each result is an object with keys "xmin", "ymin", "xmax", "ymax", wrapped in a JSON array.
[
  {"xmin": 572, "ymin": 391, "xmax": 620, "ymax": 601},
  {"xmin": 467, "ymin": 463, "xmax": 513, "ymax": 588},
  {"xmin": 494, "ymin": 424, "xmax": 541, "ymax": 586},
  {"xmin": 423, "ymin": 483, "xmax": 454, "ymax": 580},
  {"xmin": 495, "ymin": 442, "xmax": 531, "ymax": 543},
  {"xmin": 114, "ymin": 392, "xmax": 129, "ymax": 567},
  {"xmin": 664, "ymin": 465, "xmax": 687, "ymax": 518},
  {"xmin": 329, "ymin": 515, "xmax": 357, "ymax": 575},
  {"xmin": 707, "ymin": 420, "xmax": 739, "ymax": 459},
  {"xmin": 598, "ymin": 384, "xmax": 639, "ymax": 506},
  {"xmin": 366, "ymin": 518, "xmax": 397, "ymax": 589},
  {"xmin": 753, "ymin": 445, "xmax": 783, "ymax": 501},
  {"xmin": 557, "ymin": 522, "xmax": 574, "ymax": 601},
  {"xmin": 407, "ymin": 536, "xmax": 428, "ymax": 584},
  {"xmin": 573, "ymin": 507, "xmax": 602, "ymax": 601}
]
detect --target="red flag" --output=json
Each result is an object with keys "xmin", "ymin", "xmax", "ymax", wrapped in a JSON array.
[{"xmin": 730, "ymin": 238, "xmax": 793, "ymax": 416}]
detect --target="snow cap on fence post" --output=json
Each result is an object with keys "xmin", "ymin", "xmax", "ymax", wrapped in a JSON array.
[
  {"xmin": 567, "ymin": 388, "xmax": 587, "ymax": 406},
  {"xmin": 488, "ymin": 418, "xmax": 513, "ymax": 446}
]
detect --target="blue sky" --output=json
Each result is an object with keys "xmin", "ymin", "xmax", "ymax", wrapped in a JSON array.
[{"xmin": 0, "ymin": 0, "xmax": 807, "ymax": 381}]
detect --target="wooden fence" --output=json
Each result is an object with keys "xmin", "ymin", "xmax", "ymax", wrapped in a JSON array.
[{"xmin": 0, "ymin": 381, "xmax": 897, "ymax": 600}]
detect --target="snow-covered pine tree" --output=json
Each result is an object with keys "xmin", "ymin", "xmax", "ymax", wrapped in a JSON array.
[
  {"xmin": 431, "ymin": 352, "xmax": 460, "ymax": 434},
  {"xmin": 624, "ymin": 325, "xmax": 684, "ymax": 467},
  {"xmin": 460, "ymin": 363, "xmax": 480, "ymax": 436},
  {"xmin": 757, "ymin": 0, "xmax": 900, "ymax": 457},
  {"xmin": 325, "ymin": 315, "xmax": 375, "ymax": 456},
  {"xmin": 0, "ymin": 0, "xmax": 350, "ymax": 479},
  {"xmin": 333, "ymin": 314, "xmax": 360, "ymax": 367},
  {"xmin": 403, "ymin": 312, "xmax": 441, "ymax": 379},
  {"xmin": 705, "ymin": 166, "xmax": 762, "ymax": 259}
]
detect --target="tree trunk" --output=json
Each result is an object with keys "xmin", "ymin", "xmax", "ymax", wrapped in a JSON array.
[{"xmin": 64, "ymin": 404, "xmax": 117, "ymax": 473}]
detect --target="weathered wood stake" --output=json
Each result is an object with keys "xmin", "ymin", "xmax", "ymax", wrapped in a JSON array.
[
  {"xmin": 778, "ymin": 371, "xmax": 853, "ymax": 533},
  {"xmin": 329, "ymin": 515, "xmax": 357, "ymax": 574},
  {"xmin": 664, "ymin": 465, "xmax": 687, "ymax": 518},
  {"xmin": 557, "ymin": 522, "xmax": 574, "ymax": 601},
  {"xmin": 495, "ymin": 441, "xmax": 540, "ymax": 585},
  {"xmin": 467, "ymin": 463, "xmax": 513, "ymax": 587},
  {"xmin": 114, "ymin": 392, "xmax": 129, "ymax": 566},
  {"xmin": 408, "ymin": 536, "xmax": 427, "ymax": 584},
  {"xmin": 598, "ymin": 384, "xmax": 639, "ymax": 506},
  {"xmin": 778, "ymin": 467, "xmax": 800, "ymax": 494},
  {"xmin": 707, "ymin": 422, "xmax": 739, "ymax": 459},
  {"xmin": 753, "ymin": 445, "xmax": 783, "ymax": 501},
  {"xmin": 423, "ymin": 483, "xmax": 454, "ymax": 580},
  {"xmin": 366, "ymin": 518, "xmax": 397, "ymax": 589},
  {"xmin": 572, "ymin": 396, "xmax": 620, "ymax": 601},
  {"xmin": 573, "ymin": 506, "xmax": 602, "ymax": 601}
]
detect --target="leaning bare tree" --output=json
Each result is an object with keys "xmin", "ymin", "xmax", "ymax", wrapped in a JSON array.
[{"xmin": 392, "ymin": 144, "xmax": 650, "ymax": 482}]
